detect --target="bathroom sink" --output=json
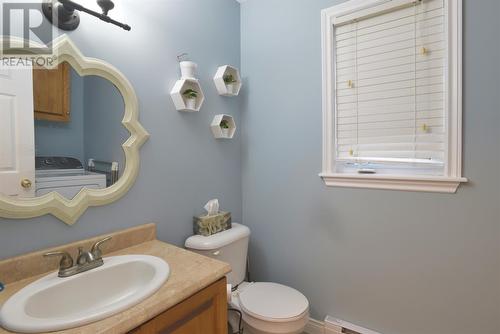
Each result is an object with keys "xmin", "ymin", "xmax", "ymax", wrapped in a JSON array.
[{"xmin": 0, "ymin": 255, "xmax": 169, "ymax": 333}]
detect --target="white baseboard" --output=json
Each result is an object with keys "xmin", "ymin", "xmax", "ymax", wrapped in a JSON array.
[
  {"xmin": 304, "ymin": 318, "xmax": 327, "ymax": 334},
  {"xmin": 304, "ymin": 317, "xmax": 383, "ymax": 334}
]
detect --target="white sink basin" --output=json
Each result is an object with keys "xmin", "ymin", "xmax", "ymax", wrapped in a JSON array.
[{"xmin": 0, "ymin": 255, "xmax": 169, "ymax": 333}]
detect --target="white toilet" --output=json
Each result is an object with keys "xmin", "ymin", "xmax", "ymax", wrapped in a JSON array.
[{"xmin": 185, "ymin": 223, "xmax": 309, "ymax": 334}]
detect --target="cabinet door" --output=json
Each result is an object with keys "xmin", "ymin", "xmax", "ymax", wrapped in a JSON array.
[
  {"xmin": 130, "ymin": 278, "xmax": 228, "ymax": 334},
  {"xmin": 33, "ymin": 62, "xmax": 70, "ymax": 122},
  {"xmin": 0, "ymin": 65, "xmax": 35, "ymax": 197}
]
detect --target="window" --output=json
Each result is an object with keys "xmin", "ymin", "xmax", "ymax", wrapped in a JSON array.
[{"xmin": 320, "ymin": 0, "xmax": 466, "ymax": 193}]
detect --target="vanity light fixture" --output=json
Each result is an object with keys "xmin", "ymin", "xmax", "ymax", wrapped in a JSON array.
[{"xmin": 42, "ymin": 0, "xmax": 131, "ymax": 31}]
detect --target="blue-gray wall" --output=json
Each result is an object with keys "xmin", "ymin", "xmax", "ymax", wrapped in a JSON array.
[
  {"xmin": 34, "ymin": 69, "xmax": 85, "ymax": 162},
  {"xmin": 83, "ymin": 76, "xmax": 127, "ymax": 172},
  {"xmin": 241, "ymin": 1, "xmax": 499, "ymax": 334},
  {"xmin": 0, "ymin": 0, "xmax": 242, "ymax": 261}
]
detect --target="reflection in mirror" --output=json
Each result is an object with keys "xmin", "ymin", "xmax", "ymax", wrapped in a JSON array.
[{"xmin": 1, "ymin": 61, "xmax": 127, "ymax": 200}]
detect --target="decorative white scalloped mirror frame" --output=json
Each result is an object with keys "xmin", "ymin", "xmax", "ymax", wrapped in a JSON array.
[{"xmin": 0, "ymin": 35, "xmax": 149, "ymax": 225}]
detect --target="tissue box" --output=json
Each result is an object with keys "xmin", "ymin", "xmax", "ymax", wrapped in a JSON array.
[{"xmin": 193, "ymin": 211, "xmax": 231, "ymax": 236}]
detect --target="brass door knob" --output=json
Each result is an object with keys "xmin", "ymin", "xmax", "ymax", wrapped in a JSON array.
[{"xmin": 21, "ymin": 179, "xmax": 32, "ymax": 189}]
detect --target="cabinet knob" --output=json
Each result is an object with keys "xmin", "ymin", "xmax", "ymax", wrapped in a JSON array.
[{"xmin": 21, "ymin": 179, "xmax": 32, "ymax": 189}]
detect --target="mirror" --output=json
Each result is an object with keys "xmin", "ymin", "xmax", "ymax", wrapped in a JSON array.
[
  {"xmin": 33, "ymin": 63, "xmax": 127, "ymax": 200},
  {"xmin": 0, "ymin": 35, "xmax": 149, "ymax": 225}
]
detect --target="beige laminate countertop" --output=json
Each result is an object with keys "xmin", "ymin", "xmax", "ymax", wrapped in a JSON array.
[{"xmin": 0, "ymin": 226, "xmax": 231, "ymax": 334}]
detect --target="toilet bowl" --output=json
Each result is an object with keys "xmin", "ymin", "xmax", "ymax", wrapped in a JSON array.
[
  {"xmin": 229, "ymin": 282, "xmax": 309, "ymax": 334},
  {"xmin": 185, "ymin": 223, "xmax": 309, "ymax": 334}
]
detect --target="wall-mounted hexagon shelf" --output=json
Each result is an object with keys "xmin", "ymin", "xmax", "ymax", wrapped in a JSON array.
[
  {"xmin": 211, "ymin": 114, "xmax": 236, "ymax": 139},
  {"xmin": 170, "ymin": 78, "xmax": 205, "ymax": 112},
  {"xmin": 213, "ymin": 65, "xmax": 242, "ymax": 96}
]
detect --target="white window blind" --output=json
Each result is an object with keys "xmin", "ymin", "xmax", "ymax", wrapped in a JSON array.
[{"xmin": 334, "ymin": 0, "xmax": 446, "ymax": 166}]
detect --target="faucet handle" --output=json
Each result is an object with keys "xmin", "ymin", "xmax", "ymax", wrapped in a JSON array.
[
  {"xmin": 91, "ymin": 236, "xmax": 112, "ymax": 259},
  {"xmin": 43, "ymin": 251, "xmax": 74, "ymax": 270},
  {"xmin": 76, "ymin": 247, "xmax": 94, "ymax": 265}
]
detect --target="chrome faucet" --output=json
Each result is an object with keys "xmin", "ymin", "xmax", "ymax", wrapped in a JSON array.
[{"xmin": 44, "ymin": 236, "xmax": 112, "ymax": 278}]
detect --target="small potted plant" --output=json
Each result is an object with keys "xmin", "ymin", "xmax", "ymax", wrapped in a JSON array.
[
  {"xmin": 223, "ymin": 74, "xmax": 238, "ymax": 95},
  {"xmin": 220, "ymin": 119, "xmax": 231, "ymax": 137},
  {"xmin": 182, "ymin": 88, "xmax": 198, "ymax": 109}
]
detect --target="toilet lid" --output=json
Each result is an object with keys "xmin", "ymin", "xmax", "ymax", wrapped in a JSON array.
[{"xmin": 238, "ymin": 282, "xmax": 309, "ymax": 321}]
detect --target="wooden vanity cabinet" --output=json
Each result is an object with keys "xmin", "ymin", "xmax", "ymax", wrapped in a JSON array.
[
  {"xmin": 33, "ymin": 62, "xmax": 71, "ymax": 122},
  {"xmin": 129, "ymin": 277, "xmax": 228, "ymax": 334}
]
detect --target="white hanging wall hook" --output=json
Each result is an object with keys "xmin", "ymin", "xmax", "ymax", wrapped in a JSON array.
[{"xmin": 177, "ymin": 53, "xmax": 189, "ymax": 62}]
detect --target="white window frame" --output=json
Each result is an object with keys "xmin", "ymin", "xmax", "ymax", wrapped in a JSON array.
[{"xmin": 320, "ymin": 0, "xmax": 467, "ymax": 193}]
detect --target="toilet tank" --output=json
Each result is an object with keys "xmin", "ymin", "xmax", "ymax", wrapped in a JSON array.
[{"xmin": 185, "ymin": 223, "xmax": 250, "ymax": 287}]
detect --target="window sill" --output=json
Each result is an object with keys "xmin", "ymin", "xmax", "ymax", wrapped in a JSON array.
[{"xmin": 319, "ymin": 173, "xmax": 468, "ymax": 193}]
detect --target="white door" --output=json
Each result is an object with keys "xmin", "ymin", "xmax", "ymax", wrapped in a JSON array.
[{"xmin": 0, "ymin": 64, "xmax": 35, "ymax": 197}]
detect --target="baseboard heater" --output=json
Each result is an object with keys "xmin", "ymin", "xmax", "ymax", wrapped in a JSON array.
[{"xmin": 324, "ymin": 315, "xmax": 382, "ymax": 334}]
